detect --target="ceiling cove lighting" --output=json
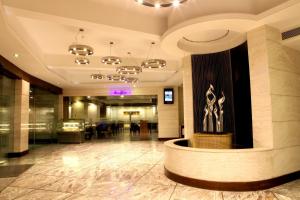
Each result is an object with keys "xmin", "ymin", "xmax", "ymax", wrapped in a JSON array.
[
  {"xmin": 135, "ymin": 0, "xmax": 188, "ymax": 8},
  {"xmin": 90, "ymin": 73, "xmax": 105, "ymax": 80},
  {"xmin": 101, "ymin": 42, "xmax": 122, "ymax": 65},
  {"xmin": 116, "ymin": 66, "xmax": 142, "ymax": 75},
  {"xmin": 68, "ymin": 29, "xmax": 94, "ymax": 56},
  {"xmin": 142, "ymin": 42, "xmax": 167, "ymax": 69},
  {"xmin": 107, "ymin": 74, "xmax": 126, "ymax": 82}
]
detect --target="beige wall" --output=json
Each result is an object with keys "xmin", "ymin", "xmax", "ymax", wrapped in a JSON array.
[
  {"xmin": 63, "ymin": 87, "xmax": 179, "ymax": 138},
  {"xmin": 107, "ymin": 106, "xmax": 158, "ymax": 123},
  {"xmin": 248, "ymin": 25, "xmax": 300, "ymax": 176},
  {"xmin": 70, "ymin": 101, "xmax": 100, "ymax": 123}
]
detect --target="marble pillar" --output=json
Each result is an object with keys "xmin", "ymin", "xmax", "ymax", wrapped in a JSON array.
[
  {"xmin": 11, "ymin": 80, "xmax": 29, "ymax": 153},
  {"xmin": 182, "ymin": 55, "xmax": 194, "ymax": 139}
]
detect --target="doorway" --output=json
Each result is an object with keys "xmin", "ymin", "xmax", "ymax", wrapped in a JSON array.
[{"xmin": 63, "ymin": 95, "xmax": 158, "ymax": 141}]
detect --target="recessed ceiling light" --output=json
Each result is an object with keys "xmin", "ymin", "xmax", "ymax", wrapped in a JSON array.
[
  {"xmin": 155, "ymin": 2, "xmax": 160, "ymax": 8},
  {"xmin": 173, "ymin": 0, "xmax": 180, "ymax": 7},
  {"xmin": 13, "ymin": 53, "xmax": 19, "ymax": 58},
  {"xmin": 137, "ymin": 0, "xmax": 143, "ymax": 4}
]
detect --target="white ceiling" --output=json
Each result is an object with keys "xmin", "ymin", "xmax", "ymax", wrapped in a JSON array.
[{"xmin": 0, "ymin": 0, "xmax": 299, "ymax": 90}]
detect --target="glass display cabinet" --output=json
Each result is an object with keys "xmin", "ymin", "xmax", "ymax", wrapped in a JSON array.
[{"xmin": 56, "ymin": 119, "xmax": 85, "ymax": 143}]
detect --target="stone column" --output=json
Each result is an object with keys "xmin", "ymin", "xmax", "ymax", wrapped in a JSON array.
[
  {"xmin": 182, "ymin": 55, "xmax": 194, "ymax": 139},
  {"xmin": 11, "ymin": 79, "xmax": 29, "ymax": 154},
  {"xmin": 247, "ymin": 26, "xmax": 279, "ymax": 148},
  {"xmin": 58, "ymin": 95, "xmax": 63, "ymax": 121}
]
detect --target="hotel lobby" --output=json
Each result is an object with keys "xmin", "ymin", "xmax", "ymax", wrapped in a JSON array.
[{"xmin": 0, "ymin": 0, "xmax": 300, "ymax": 199}]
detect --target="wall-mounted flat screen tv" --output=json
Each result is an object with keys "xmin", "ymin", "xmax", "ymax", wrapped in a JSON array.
[{"xmin": 164, "ymin": 88, "xmax": 174, "ymax": 104}]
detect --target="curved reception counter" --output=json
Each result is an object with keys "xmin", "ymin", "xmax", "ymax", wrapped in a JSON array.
[{"xmin": 164, "ymin": 139, "xmax": 299, "ymax": 191}]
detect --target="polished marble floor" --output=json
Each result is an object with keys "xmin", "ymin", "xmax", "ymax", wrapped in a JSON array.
[{"xmin": 0, "ymin": 139, "xmax": 299, "ymax": 200}]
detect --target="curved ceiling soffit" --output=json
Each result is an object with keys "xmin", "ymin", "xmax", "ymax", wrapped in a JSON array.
[{"xmin": 161, "ymin": 13, "xmax": 258, "ymax": 56}]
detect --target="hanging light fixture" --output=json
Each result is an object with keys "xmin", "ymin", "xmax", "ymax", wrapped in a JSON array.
[
  {"xmin": 135, "ymin": 0, "xmax": 188, "ymax": 8},
  {"xmin": 117, "ymin": 52, "xmax": 142, "ymax": 74},
  {"xmin": 75, "ymin": 56, "xmax": 90, "ymax": 65},
  {"xmin": 124, "ymin": 77, "xmax": 139, "ymax": 84},
  {"xmin": 107, "ymin": 74, "xmax": 126, "ymax": 82},
  {"xmin": 101, "ymin": 42, "xmax": 122, "ymax": 65},
  {"xmin": 142, "ymin": 42, "xmax": 167, "ymax": 69},
  {"xmin": 116, "ymin": 66, "xmax": 142, "ymax": 75},
  {"xmin": 90, "ymin": 73, "xmax": 105, "ymax": 80},
  {"xmin": 68, "ymin": 28, "xmax": 94, "ymax": 56}
]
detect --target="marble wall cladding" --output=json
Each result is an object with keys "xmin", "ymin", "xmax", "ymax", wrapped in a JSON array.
[
  {"xmin": 164, "ymin": 143, "xmax": 274, "ymax": 182},
  {"xmin": 250, "ymin": 25, "xmax": 300, "ymax": 176},
  {"xmin": 273, "ymin": 121, "xmax": 300, "ymax": 148},
  {"xmin": 12, "ymin": 80, "xmax": 29, "ymax": 153},
  {"xmin": 265, "ymin": 27, "xmax": 300, "ymax": 153},
  {"xmin": 182, "ymin": 55, "xmax": 194, "ymax": 139},
  {"xmin": 247, "ymin": 26, "xmax": 274, "ymax": 148},
  {"xmin": 273, "ymin": 146, "xmax": 300, "ymax": 176},
  {"xmin": 58, "ymin": 95, "xmax": 63, "ymax": 120},
  {"xmin": 157, "ymin": 87, "xmax": 180, "ymax": 138}
]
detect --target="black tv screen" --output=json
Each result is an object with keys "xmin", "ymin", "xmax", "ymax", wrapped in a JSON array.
[{"xmin": 164, "ymin": 88, "xmax": 174, "ymax": 104}]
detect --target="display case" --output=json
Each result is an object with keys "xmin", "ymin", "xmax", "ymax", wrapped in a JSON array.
[{"xmin": 56, "ymin": 119, "xmax": 85, "ymax": 143}]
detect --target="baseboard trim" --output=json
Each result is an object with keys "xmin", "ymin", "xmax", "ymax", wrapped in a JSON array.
[
  {"xmin": 6, "ymin": 150, "xmax": 29, "ymax": 158},
  {"xmin": 158, "ymin": 137, "xmax": 179, "ymax": 141},
  {"xmin": 165, "ymin": 167, "xmax": 300, "ymax": 191}
]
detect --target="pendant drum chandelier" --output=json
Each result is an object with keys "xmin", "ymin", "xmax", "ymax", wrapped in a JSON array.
[
  {"xmin": 101, "ymin": 42, "xmax": 122, "ymax": 65},
  {"xmin": 90, "ymin": 73, "xmax": 106, "ymax": 80},
  {"xmin": 107, "ymin": 74, "xmax": 126, "ymax": 82},
  {"xmin": 124, "ymin": 77, "xmax": 139, "ymax": 84},
  {"xmin": 135, "ymin": 0, "xmax": 188, "ymax": 8},
  {"xmin": 68, "ymin": 28, "xmax": 93, "ymax": 65},
  {"xmin": 116, "ymin": 66, "xmax": 142, "ymax": 75},
  {"xmin": 142, "ymin": 42, "xmax": 167, "ymax": 69}
]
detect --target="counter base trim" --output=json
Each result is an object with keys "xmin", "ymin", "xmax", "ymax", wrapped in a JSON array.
[{"xmin": 165, "ymin": 167, "xmax": 300, "ymax": 191}]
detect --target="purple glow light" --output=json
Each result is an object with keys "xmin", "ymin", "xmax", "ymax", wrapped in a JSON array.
[{"xmin": 109, "ymin": 89, "xmax": 132, "ymax": 96}]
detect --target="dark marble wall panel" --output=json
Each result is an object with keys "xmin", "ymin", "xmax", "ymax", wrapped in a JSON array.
[
  {"xmin": 191, "ymin": 42, "xmax": 253, "ymax": 148},
  {"xmin": 230, "ymin": 43, "xmax": 253, "ymax": 148}
]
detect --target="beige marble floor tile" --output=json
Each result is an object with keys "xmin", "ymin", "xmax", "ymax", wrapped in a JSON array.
[
  {"xmin": 14, "ymin": 189, "xmax": 72, "ymax": 200},
  {"xmin": 170, "ymin": 186, "xmax": 222, "ymax": 200},
  {"xmin": 119, "ymin": 183, "xmax": 175, "ymax": 200},
  {"xmin": 45, "ymin": 167, "xmax": 82, "ymax": 177},
  {"xmin": 70, "ymin": 167, "xmax": 107, "ymax": 179},
  {"xmin": 0, "ymin": 178, "xmax": 16, "ymax": 191},
  {"xmin": 41, "ymin": 177, "xmax": 93, "ymax": 194},
  {"xmin": 10, "ymin": 174, "xmax": 61, "ymax": 189},
  {"xmin": 97, "ymin": 169, "xmax": 147, "ymax": 183},
  {"xmin": 137, "ymin": 164, "xmax": 176, "ymax": 186},
  {"xmin": 66, "ymin": 193, "xmax": 116, "ymax": 200},
  {"xmin": 23, "ymin": 165, "xmax": 57, "ymax": 175},
  {"xmin": 0, "ymin": 186, "xmax": 33, "ymax": 200},
  {"xmin": 273, "ymin": 193, "xmax": 294, "ymax": 200},
  {"xmin": 271, "ymin": 187, "xmax": 300, "ymax": 199},
  {"xmin": 222, "ymin": 191, "xmax": 277, "ymax": 200},
  {"xmin": 120, "ymin": 162, "xmax": 154, "ymax": 172},
  {"xmin": 79, "ymin": 181, "xmax": 132, "ymax": 197}
]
